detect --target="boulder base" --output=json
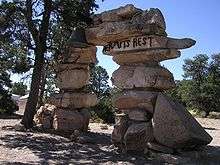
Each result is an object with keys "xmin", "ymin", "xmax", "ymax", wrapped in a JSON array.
[
  {"xmin": 112, "ymin": 66, "xmax": 175, "ymax": 90},
  {"xmin": 112, "ymin": 114, "xmax": 129, "ymax": 144},
  {"xmin": 153, "ymin": 93, "xmax": 212, "ymax": 149},
  {"xmin": 53, "ymin": 109, "xmax": 90, "ymax": 132},
  {"xmin": 124, "ymin": 122, "xmax": 154, "ymax": 151}
]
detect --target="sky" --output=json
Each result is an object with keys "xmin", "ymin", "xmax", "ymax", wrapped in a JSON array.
[
  {"xmin": 94, "ymin": 0, "xmax": 220, "ymax": 82},
  {"xmin": 11, "ymin": 0, "xmax": 220, "ymax": 85}
]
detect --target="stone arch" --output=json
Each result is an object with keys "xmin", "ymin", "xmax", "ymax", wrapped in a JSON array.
[{"xmin": 40, "ymin": 4, "xmax": 212, "ymax": 152}]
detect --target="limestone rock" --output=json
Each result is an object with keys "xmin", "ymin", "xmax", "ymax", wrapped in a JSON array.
[
  {"xmin": 153, "ymin": 93, "xmax": 212, "ymax": 149},
  {"xmin": 53, "ymin": 109, "xmax": 90, "ymax": 132},
  {"xmin": 50, "ymin": 93, "xmax": 97, "ymax": 108},
  {"xmin": 100, "ymin": 4, "xmax": 142, "ymax": 23},
  {"xmin": 103, "ymin": 35, "xmax": 195, "ymax": 55},
  {"xmin": 86, "ymin": 22, "xmax": 166, "ymax": 46},
  {"xmin": 80, "ymin": 109, "xmax": 91, "ymax": 131},
  {"xmin": 34, "ymin": 104, "xmax": 56, "ymax": 129},
  {"xmin": 112, "ymin": 66, "xmax": 175, "ymax": 90},
  {"xmin": 56, "ymin": 67, "xmax": 89, "ymax": 90},
  {"xmin": 62, "ymin": 46, "xmax": 97, "ymax": 64},
  {"xmin": 122, "ymin": 109, "xmax": 152, "ymax": 121},
  {"xmin": 114, "ymin": 90, "xmax": 157, "ymax": 113},
  {"xmin": 124, "ymin": 122, "xmax": 154, "ymax": 151},
  {"xmin": 123, "ymin": 109, "xmax": 153, "ymax": 121},
  {"xmin": 111, "ymin": 113, "xmax": 129, "ymax": 144},
  {"xmin": 56, "ymin": 63, "xmax": 88, "ymax": 73},
  {"xmin": 112, "ymin": 49, "xmax": 180, "ymax": 64}
]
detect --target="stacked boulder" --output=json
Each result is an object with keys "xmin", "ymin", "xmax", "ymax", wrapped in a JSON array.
[
  {"xmin": 86, "ymin": 4, "xmax": 212, "ymax": 152},
  {"xmin": 48, "ymin": 40, "xmax": 98, "ymax": 132}
]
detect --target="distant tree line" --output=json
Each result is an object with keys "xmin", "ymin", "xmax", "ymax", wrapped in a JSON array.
[{"xmin": 166, "ymin": 53, "xmax": 220, "ymax": 117}]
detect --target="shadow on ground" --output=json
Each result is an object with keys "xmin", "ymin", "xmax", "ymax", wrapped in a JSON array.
[
  {"xmin": 0, "ymin": 114, "xmax": 23, "ymax": 119},
  {"xmin": 0, "ymin": 131, "xmax": 155, "ymax": 165}
]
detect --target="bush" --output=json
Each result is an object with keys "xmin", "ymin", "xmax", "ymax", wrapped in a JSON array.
[
  {"xmin": 90, "ymin": 97, "xmax": 115, "ymax": 124},
  {"xmin": 0, "ymin": 87, "xmax": 18, "ymax": 115}
]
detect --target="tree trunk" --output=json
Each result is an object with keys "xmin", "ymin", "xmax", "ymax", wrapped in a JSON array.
[
  {"xmin": 204, "ymin": 111, "xmax": 210, "ymax": 118},
  {"xmin": 21, "ymin": 51, "xmax": 44, "ymax": 128},
  {"xmin": 37, "ymin": 63, "xmax": 47, "ymax": 108}
]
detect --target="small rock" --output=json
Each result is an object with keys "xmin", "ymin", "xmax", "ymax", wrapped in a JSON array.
[
  {"xmin": 100, "ymin": 124, "xmax": 108, "ymax": 130},
  {"xmin": 14, "ymin": 124, "xmax": 26, "ymax": 132}
]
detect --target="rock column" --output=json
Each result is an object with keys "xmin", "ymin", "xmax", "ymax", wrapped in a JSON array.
[
  {"xmin": 85, "ymin": 4, "xmax": 212, "ymax": 152},
  {"xmin": 50, "ymin": 43, "xmax": 97, "ymax": 132}
]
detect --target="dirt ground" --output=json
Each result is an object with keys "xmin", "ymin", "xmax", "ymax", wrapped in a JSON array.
[{"xmin": 0, "ymin": 116, "xmax": 219, "ymax": 165}]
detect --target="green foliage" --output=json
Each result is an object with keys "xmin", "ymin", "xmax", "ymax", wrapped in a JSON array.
[
  {"xmin": 90, "ymin": 96, "xmax": 115, "ymax": 124},
  {"xmin": 11, "ymin": 82, "xmax": 27, "ymax": 96},
  {"xmin": 89, "ymin": 65, "xmax": 110, "ymax": 98},
  {"xmin": 167, "ymin": 53, "xmax": 220, "ymax": 117},
  {"xmin": 89, "ymin": 65, "xmax": 115, "ymax": 123}
]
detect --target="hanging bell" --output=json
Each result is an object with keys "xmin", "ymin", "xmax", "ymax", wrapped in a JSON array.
[{"xmin": 67, "ymin": 28, "xmax": 89, "ymax": 48}]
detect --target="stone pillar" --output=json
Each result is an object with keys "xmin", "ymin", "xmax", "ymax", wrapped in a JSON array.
[
  {"xmin": 86, "ymin": 4, "xmax": 212, "ymax": 152},
  {"xmin": 50, "ymin": 33, "xmax": 97, "ymax": 132}
]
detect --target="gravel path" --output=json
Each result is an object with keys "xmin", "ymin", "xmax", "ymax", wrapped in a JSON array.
[{"xmin": 0, "ymin": 117, "xmax": 219, "ymax": 164}]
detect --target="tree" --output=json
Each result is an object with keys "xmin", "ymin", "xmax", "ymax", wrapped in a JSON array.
[
  {"xmin": 1, "ymin": 0, "xmax": 99, "ymax": 128},
  {"xmin": 11, "ymin": 82, "xmax": 27, "ymax": 96},
  {"xmin": 89, "ymin": 65, "xmax": 110, "ymax": 98},
  {"xmin": 182, "ymin": 54, "xmax": 220, "ymax": 117},
  {"xmin": 89, "ymin": 65, "xmax": 115, "ymax": 123}
]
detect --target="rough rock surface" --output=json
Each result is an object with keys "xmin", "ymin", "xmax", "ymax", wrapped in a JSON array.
[
  {"xmin": 53, "ymin": 108, "xmax": 90, "ymax": 132},
  {"xmin": 153, "ymin": 93, "xmax": 212, "ymax": 149},
  {"xmin": 34, "ymin": 104, "xmax": 56, "ymax": 129},
  {"xmin": 124, "ymin": 122, "xmax": 154, "ymax": 151},
  {"xmin": 86, "ymin": 5, "xmax": 167, "ymax": 45},
  {"xmin": 147, "ymin": 142, "xmax": 174, "ymax": 154},
  {"xmin": 122, "ymin": 109, "xmax": 152, "ymax": 121},
  {"xmin": 56, "ymin": 67, "xmax": 89, "ymax": 89},
  {"xmin": 112, "ymin": 49, "xmax": 180, "ymax": 64},
  {"xmin": 61, "ymin": 46, "xmax": 97, "ymax": 64},
  {"xmin": 103, "ymin": 36, "xmax": 195, "ymax": 55},
  {"xmin": 112, "ymin": 66, "xmax": 175, "ymax": 90},
  {"xmin": 50, "ymin": 93, "xmax": 97, "ymax": 108},
  {"xmin": 111, "ymin": 114, "xmax": 129, "ymax": 144},
  {"xmin": 114, "ymin": 90, "xmax": 157, "ymax": 113}
]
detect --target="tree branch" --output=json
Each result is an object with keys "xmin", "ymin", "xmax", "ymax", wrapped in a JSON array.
[
  {"xmin": 24, "ymin": 0, "xmax": 39, "ymax": 44},
  {"xmin": 39, "ymin": 0, "xmax": 52, "ymax": 52}
]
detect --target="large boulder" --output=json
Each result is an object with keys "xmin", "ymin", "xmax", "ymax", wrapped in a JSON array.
[
  {"xmin": 53, "ymin": 108, "xmax": 90, "ymax": 132},
  {"xmin": 112, "ymin": 49, "xmax": 180, "ymax": 64},
  {"xmin": 124, "ymin": 122, "xmax": 154, "ymax": 151},
  {"xmin": 86, "ymin": 5, "xmax": 167, "ymax": 45},
  {"xmin": 50, "ymin": 93, "xmax": 97, "ymax": 108},
  {"xmin": 56, "ymin": 65, "xmax": 89, "ymax": 90},
  {"xmin": 112, "ymin": 66, "xmax": 175, "ymax": 90},
  {"xmin": 114, "ymin": 90, "xmax": 157, "ymax": 114},
  {"xmin": 153, "ymin": 93, "xmax": 212, "ymax": 149}
]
